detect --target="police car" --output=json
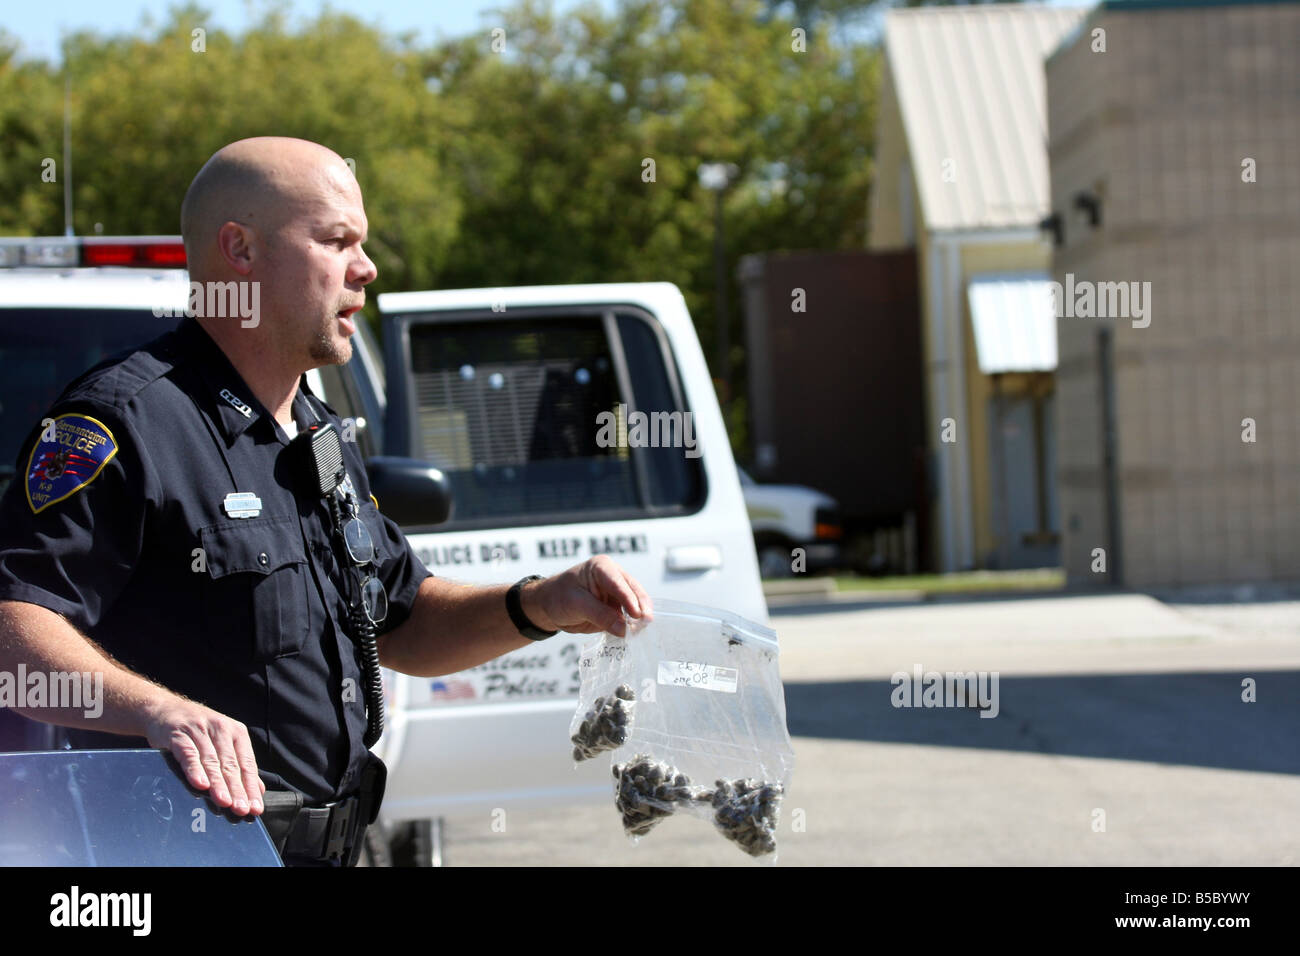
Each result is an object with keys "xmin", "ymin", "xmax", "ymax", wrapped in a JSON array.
[{"xmin": 0, "ymin": 236, "xmax": 769, "ymax": 863}]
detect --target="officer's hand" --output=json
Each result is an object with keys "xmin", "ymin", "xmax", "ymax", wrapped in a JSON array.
[
  {"xmin": 143, "ymin": 698, "xmax": 266, "ymax": 817},
  {"xmin": 522, "ymin": 555, "xmax": 653, "ymax": 638}
]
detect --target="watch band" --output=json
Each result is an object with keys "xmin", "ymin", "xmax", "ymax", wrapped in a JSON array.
[{"xmin": 506, "ymin": 574, "xmax": 558, "ymax": 641}]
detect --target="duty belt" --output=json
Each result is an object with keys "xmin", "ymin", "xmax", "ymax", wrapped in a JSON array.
[{"xmin": 260, "ymin": 756, "xmax": 387, "ymax": 866}]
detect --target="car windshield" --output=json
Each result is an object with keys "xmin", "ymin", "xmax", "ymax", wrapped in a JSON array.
[{"xmin": 0, "ymin": 308, "xmax": 180, "ymax": 497}]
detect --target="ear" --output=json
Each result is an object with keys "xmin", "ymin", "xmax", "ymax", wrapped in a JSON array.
[{"xmin": 215, "ymin": 221, "xmax": 256, "ymax": 276}]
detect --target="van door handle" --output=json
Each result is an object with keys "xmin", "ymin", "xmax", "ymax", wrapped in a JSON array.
[{"xmin": 665, "ymin": 545, "xmax": 723, "ymax": 572}]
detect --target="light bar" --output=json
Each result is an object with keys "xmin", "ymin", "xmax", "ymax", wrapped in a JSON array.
[{"xmin": 0, "ymin": 236, "xmax": 186, "ymax": 269}]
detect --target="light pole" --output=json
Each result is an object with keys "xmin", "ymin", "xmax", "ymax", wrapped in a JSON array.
[{"xmin": 698, "ymin": 162, "xmax": 739, "ymax": 411}]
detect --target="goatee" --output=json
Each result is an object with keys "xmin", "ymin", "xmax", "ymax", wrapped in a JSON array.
[{"xmin": 309, "ymin": 330, "xmax": 352, "ymax": 365}]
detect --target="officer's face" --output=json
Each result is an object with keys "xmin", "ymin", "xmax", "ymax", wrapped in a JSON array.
[{"xmin": 263, "ymin": 162, "xmax": 377, "ymax": 369}]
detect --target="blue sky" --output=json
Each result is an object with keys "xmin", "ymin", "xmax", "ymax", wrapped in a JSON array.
[
  {"xmin": 6, "ymin": 0, "xmax": 1091, "ymax": 64},
  {"xmin": 4, "ymin": 0, "xmax": 611, "ymax": 63}
]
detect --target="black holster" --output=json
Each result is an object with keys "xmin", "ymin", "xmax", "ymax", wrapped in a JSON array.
[
  {"xmin": 347, "ymin": 751, "xmax": 387, "ymax": 866},
  {"xmin": 262, "ymin": 752, "xmax": 387, "ymax": 867}
]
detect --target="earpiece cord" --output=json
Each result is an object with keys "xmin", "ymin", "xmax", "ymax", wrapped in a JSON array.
[{"xmin": 328, "ymin": 484, "xmax": 385, "ymax": 748}]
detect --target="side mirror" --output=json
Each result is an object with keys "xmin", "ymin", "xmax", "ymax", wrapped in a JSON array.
[{"xmin": 365, "ymin": 457, "xmax": 453, "ymax": 527}]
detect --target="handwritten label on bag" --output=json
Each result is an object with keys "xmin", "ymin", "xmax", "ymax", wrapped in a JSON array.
[{"xmin": 657, "ymin": 660, "xmax": 739, "ymax": 694}]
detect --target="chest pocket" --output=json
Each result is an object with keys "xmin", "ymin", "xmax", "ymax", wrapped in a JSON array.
[{"xmin": 198, "ymin": 515, "xmax": 312, "ymax": 662}]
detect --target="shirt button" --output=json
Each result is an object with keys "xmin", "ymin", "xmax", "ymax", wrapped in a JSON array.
[{"xmin": 258, "ymin": 552, "xmax": 270, "ymax": 567}]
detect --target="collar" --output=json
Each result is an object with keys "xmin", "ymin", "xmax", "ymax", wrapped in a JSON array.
[{"xmin": 174, "ymin": 316, "xmax": 309, "ymax": 445}]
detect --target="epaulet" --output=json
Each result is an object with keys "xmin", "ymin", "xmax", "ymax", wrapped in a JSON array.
[{"xmin": 53, "ymin": 328, "xmax": 181, "ymax": 415}]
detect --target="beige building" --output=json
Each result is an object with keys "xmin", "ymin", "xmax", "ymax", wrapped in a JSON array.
[
  {"xmin": 1047, "ymin": 0, "xmax": 1300, "ymax": 589},
  {"xmin": 869, "ymin": 4, "xmax": 1087, "ymax": 572}
]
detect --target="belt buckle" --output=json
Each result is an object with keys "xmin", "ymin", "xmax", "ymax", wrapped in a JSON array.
[{"xmin": 323, "ymin": 797, "xmax": 356, "ymax": 862}]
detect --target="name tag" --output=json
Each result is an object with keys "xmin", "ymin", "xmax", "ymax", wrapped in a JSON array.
[{"xmin": 223, "ymin": 492, "xmax": 262, "ymax": 519}]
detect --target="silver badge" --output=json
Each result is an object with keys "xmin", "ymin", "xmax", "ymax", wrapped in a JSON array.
[
  {"xmin": 219, "ymin": 388, "xmax": 253, "ymax": 418},
  {"xmin": 223, "ymin": 492, "xmax": 262, "ymax": 519}
]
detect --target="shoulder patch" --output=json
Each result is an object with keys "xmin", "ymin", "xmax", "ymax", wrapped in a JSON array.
[{"xmin": 26, "ymin": 414, "xmax": 119, "ymax": 514}]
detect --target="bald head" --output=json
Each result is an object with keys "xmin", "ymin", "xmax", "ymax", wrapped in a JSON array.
[
  {"xmin": 180, "ymin": 137, "xmax": 353, "ymax": 273},
  {"xmin": 175, "ymin": 136, "xmax": 376, "ymax": 379}
]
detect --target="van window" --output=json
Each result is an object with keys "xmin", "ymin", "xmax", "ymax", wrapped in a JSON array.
[{"xmin": 405, "ymin": 310, "xmax": 704, "ymax": 527}]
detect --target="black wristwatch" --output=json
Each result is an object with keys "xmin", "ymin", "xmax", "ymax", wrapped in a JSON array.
[{"xmin": 506, "ymin": 574, "xmax": 558, "ymax": 641}]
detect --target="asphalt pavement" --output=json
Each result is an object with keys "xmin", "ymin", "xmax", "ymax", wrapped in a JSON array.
[{"xmin": 437, "ymin": 592, "xmax": 1300, "ymax": 865}]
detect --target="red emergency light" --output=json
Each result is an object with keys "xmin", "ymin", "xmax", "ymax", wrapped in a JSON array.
[
  {"xmin": 82, "ymin": 240, "xmax": 187, "ymax": 267},
  {"xmin": 0, "ymin": 236, "xmax": 188, "ymax": 269}
]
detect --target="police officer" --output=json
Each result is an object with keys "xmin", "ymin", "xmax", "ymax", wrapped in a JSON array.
[{"xmin": 0, "ymin": 136, "xmax": 653, "ymax": 866}]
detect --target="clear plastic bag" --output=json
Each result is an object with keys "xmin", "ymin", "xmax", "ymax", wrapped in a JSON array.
[{"xmin": 569, "ymin": 598, "xmax": 796, "ymax": 861}]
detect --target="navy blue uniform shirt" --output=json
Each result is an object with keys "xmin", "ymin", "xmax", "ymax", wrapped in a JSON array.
[{"xmin": 0, "ymin": 316, "xmax": 431, "ymax": 803}]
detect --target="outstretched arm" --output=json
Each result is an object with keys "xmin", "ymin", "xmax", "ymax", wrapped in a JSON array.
[{"xmin": 377, "ymin": 555, "xmax": 653, "ymax": 678}]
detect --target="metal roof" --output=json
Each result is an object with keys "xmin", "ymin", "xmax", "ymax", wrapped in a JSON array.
[
  {"xmin": 883, "ymin": 4, "xmax": 1089, "ymax": 232},
  {"xmin": 967, "ymin": 274, "xmax": 1058, "ymax": 374}
]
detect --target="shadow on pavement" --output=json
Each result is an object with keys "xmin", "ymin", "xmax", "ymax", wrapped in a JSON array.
[{"xmin": 783, "ymin": 671, "xmax": 1300, "ymax": 776}]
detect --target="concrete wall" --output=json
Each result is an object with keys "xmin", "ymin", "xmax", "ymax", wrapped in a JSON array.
[{"xmin": 1048, "ymin": 1, "xmax": 1300, "ymax": 588}]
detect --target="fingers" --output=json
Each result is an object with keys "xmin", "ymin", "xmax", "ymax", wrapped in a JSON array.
[
  {"xmin": 192, "ymin": 729, "xmax": 232, "ymax": 810},
  {"xmin": 169, "ymin": 732, "xmax": 210, "ymax": 794},
  {"xmin": 232, "ymin": 723, "xmax": 264, "ymax": 814},
  {"xmin": 210, "ymin": 720, "xmax": 262, "ymax": 816},
  {"xmin": 152, "ymin": 705, "xmax": 262, "ymax": 817},
  {"xmin": 545, "ymin": 557, "xmax": 654, "ymax": 635},
  {"xmin": 572, "ymin": 589, "xmax": 629, "ymax": 636},
  {"xmin": 211, "ymin": 724, "xmax": 250, "ymax": 815},
  {"xmin": 592, "ymin": 556, "xmax": 653, "ymax": 621},
  {"xmin": 627, "ymin": 574, "xmax": 653, "ymax": 621}
]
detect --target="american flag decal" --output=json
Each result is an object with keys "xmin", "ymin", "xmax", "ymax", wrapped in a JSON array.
[{"xmin": 430, "ymin": 677, "xmax": 477, "ymax": 702}]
